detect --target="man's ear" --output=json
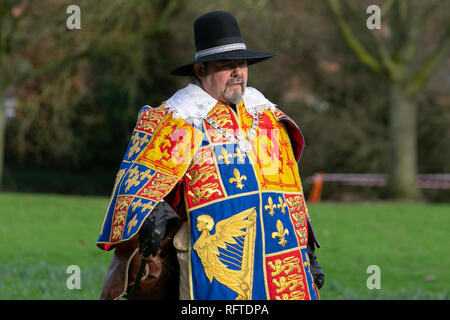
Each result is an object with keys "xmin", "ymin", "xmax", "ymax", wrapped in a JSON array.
[{"xmin": 194, "ymin": 63, "xmax": 206, "ymax": 79}]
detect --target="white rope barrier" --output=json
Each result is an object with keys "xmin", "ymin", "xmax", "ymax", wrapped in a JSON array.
[{"xmin": 306, "ymin": 173, "xmax": 450, "ymax": 189}]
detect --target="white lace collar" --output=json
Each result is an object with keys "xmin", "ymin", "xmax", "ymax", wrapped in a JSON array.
[{"xmin": 164, "ymin": 83, "xmax": 276, "ymax": 126}]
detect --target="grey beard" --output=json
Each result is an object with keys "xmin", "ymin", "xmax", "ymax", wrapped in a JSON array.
[
  {"xmin": 224, "ymin": 78, "xmax": 245, "ymax": 104},
  {"xmin": 225, "ymin": 88, "xmax": 245, "ymax": 104}
]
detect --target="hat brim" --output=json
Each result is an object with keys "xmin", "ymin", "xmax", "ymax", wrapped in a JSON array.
[{"xmin": 169, "ymin": 49, "xmax": 276, "ymax": 76}]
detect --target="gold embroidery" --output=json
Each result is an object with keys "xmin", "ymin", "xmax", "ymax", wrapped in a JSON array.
[
  {"xmin": 127, "ymin": 132, "xmax": 150, "ymax": 160},
  {"xmin": 291, "ymin": 209, "xmax": 307, "ymax": 243},
  {"xmin": 124, "ymin": 166, "xmax": 152, "ymax": 192},
  {"xmin": 130, "ymin": 199, "xmax": 142, "ymax": 211},
  {"xmin": 115, "ymin": 196, "xmax": 131, "ymax": 213},
  {"xmin": 286, "ymin": 195, "xmax": 303, "ymax": 212},
  {"xmin": 114, "ymin": 211, "xmax": 127, "ymax": 226},
  {"xmin": 113, "ymin": 169, "xmax": 126, "ymax": 191},
  {"xmin": 143, "ymin": 112, "xmax": 165, "ymax": 131},
  {"xmin": 303, "ymin": 251, "xmax": 311, "ymax": 269},
  {"xmin": 271, "ymin": 219, "xmax": 289, "ymax": 247},
  {"xmin": 127, "ymin": 132, "xmax": 141, "ymax": 159},
  {"xmin": 218, "ymin": 147, "xmax": 233, "ymax": 165},
  {"xmin": 213, "ymin": 107, "xmax": 233, "ymax": 127},
  {"xmin": 127, "ymin": 215, "xmax": 139, "ymax": 234},
  {"xmin": 296, "ymin": 228, "xmax": 307, "ymax": 244},
  {"xmin": 272, "ymin": 273, "xmax": 304, "ymax": 293},
  {"xmin": 276, "ymin": 290, "xmax": 306, "ymax": 300},
  {"xmin": 229, "ymin": 168, "xmax": 247, "ymax": 190},
  {"xmin": 186, "ymin": 166, "xmax": 217, "ymax": 185},
  {"xmin": 291, "ymin": 210, "xmax": 306, "ymax": 228},
  {"xmin": 264, "ymin": 196, "xmax": 276, "ymax": 216},
  {"xmin": 141, "ymin": 202, "xmax": 153, "ymax": 212},
  {"xmin": 187, "ymin": 182, "xmax": 222, "ymax": 204},
  {"xmin": 139, "ymin": 173, "xmax": 178, "ymax": 199},
  {"xmin": 124, "ymin": 167, "xmax": 139, "ymax": 192},
  {"xmin": 111, "ymin": 196, "xmax": 133, "ymax": 240},
  {"xmin": 130, "ymin": 198, "xmax": 153, "ymax": 213},
  {"xmin": 268, "ymin": 256, "xmax": 301, "ymax": 277},
  {"xmin": 233, "ymin": 147, "xmax": 246, "ymax": 163},
  {"xmin": 112, "ymin": 225, "xmax": 123, "ymax": 239},
  {"xmin": 136, "ymin": 108, "xmax": 167, "ymax": 134},
  {"xmin": 193, "ymin": 207, "xmax": 257, "ymax": 300},
  {"xmin": 276, "ymin": 196, "xmax": 287, "ymax": 214}
]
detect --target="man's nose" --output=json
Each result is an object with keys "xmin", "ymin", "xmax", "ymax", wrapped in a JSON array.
[{"xmin": 231, "ymin": 63, "xmax": 243, "ymax": 76}]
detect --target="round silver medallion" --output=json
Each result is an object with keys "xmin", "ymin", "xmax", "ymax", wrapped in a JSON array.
[{"xmin": 238, "ymin": 139, "xmax": 253, "ymax": 153}]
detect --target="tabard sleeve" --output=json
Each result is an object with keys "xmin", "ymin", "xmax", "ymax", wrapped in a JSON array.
[{"xmin": 96, "ymin": 105, "xmax": 204, "ymax": 251}]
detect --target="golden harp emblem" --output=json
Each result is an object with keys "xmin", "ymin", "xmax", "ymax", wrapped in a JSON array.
[{"xmin": 193, "ymin": 207, "xmax": 257, "ymax": 300}]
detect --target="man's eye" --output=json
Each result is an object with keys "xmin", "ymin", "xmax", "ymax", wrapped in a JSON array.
[{"xmin": 217, "ymin": 61, "xmax": 246, "ymax": 70}]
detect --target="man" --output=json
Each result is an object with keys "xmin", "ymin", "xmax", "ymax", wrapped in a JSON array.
[{"xmin": 97, "ymin": 10, "xmax": 323, "ymax": 300}]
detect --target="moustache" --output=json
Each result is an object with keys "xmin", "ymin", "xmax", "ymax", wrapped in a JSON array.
[{"xmin": 226, "ymin": 78, "xmax": 244, "ymax": 87}]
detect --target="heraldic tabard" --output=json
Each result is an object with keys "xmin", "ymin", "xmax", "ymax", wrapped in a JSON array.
[{"xmin": 97, "ymin": 87, "xmax": 320, "ymax": 300}]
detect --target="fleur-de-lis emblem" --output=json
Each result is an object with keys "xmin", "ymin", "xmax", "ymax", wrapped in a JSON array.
[
  {"xmin": 233, "ymin": 147, "xmax": 246, "ymax": 163},
  {"xmin": 130, "ymin": 199, "xmax": 143, "ymax": 211},
  {"xmin": 127, "ymin": 214, "xmax": 139, "ymax": 234},
  {"xmin": 229, "ymin": 168, "xmax": 247, "ymax": 190},
  {"xmin": 218, "ymin": 147, "xmax": 233, "ymax": 166},
  {"xmin": 127, "ymin": 132, "xmax": 141, "ymax": 159},
  {"xmin": 124, "ymin": 167, "xmax": 152, "ymax": 192},
  {"xmin": 303, "ymin": 251, "xmax": 311, "ymax": 269},
  {"xmin": 264, "ymin": 196, "xmax": 276, "ymax": 216},
  {"xmin": 276, "ymin": 196, "xmax": 286, "ymax": 214},
  {"xmin": 271, "ymin": 219, "xmax": 289, "ymax": 247},
  {"xmin": 127, "ymin": 132, "xmax": 150, "ymax": 160}
]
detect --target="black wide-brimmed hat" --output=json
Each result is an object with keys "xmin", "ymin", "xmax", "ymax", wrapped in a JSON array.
[{"xmin": 169, "ymin": 11, "xmax": 275, "ymax": 76}]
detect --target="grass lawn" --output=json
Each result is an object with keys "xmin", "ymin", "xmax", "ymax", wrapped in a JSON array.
[
  {"xmin": 0, "ymin": 192, "xmax": 112, "ymax": 299},
  {"xmin": 0, "ymin": 192, "xmax": 448, "ymax": 299},
  {"xmin": 309, "ymin": 202, "xmax": 449, "ymax": 299}
]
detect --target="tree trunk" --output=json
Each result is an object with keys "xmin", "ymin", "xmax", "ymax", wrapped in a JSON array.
[
  {"xmin": 0, "ymin": 5, "xmax": 6, "ymax": 190},
  {"xmin": 0, "ymin": 80, "xmax": 4, "ymax": 190},
  {"xmin": 388, "ymin": 82, "xmax": 421, "ymax": 200}
]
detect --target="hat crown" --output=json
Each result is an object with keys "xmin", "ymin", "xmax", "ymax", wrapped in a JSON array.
[
  {"xmin": 169, "ymin": 10, "xmax": 275, "ymax": 76},
  {"xmin": 194, "ymin": 11, "xmax": 244, "ymax": 52}
]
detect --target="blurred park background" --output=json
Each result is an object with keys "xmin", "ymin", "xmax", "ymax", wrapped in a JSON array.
[{"xmin": 0, "ymin": 0, "xmax": 449, "ymax": 300}]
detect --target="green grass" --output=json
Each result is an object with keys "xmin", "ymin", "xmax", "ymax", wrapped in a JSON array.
[
  {"xmin": 0, "ymin": 192, "xmax": 448, "ymax": 299},
  {"xmin": 308, "ymin": 202, "xmax": 450, "ymax": 299},
  {"xmin": 0, "ymin": 192, "xmax": 112, "ymax": 299}
]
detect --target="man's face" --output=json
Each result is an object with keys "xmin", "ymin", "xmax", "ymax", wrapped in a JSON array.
[{"xmin": 194, "ymin": 59, "xmax": 248, "ymax": 104}]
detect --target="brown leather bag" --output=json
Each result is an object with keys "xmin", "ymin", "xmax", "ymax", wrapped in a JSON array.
[{"xmin": 100, "ymin": 233, "xmax": 179, "ymax": 300}]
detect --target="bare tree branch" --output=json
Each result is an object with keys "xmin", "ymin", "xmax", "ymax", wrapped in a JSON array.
[
  {"xmin": 326, "ymin": 0, "xmax": 383, "ymax": 75},
  {"xmin": 419, "ymin": 0, "xmax": 442, "ymax": 25},
  {"xmin": 398, "ymin": 0, "xmax": 407, "ymax": 23},
  {"xmin": 398, "ymin": 0, "xmax": 422, "ymax": 66},
  {"xmin": 381, "ymin": 0, "xmax": 395, "ymax": 16},
  {"xmin": 342, "ymin": 0, "xmax": 398, "ymax": 78},
  {"xmin": 406, "ymin": 26, "xmax": 450, "ymax": 97}
]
